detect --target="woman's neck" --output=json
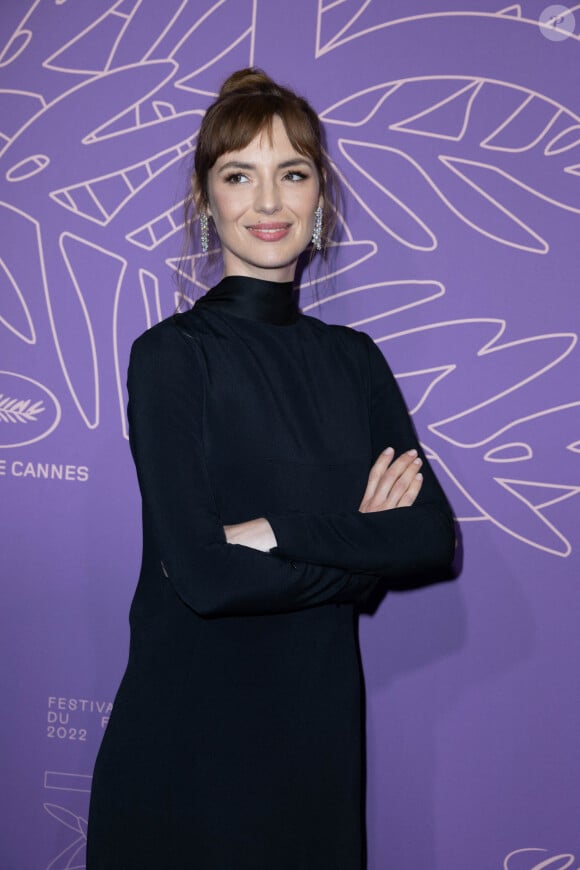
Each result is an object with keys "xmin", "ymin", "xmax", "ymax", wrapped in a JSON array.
[{"xmin": 193, "ymin": 275, "xmax": 300, "ymax": 325}]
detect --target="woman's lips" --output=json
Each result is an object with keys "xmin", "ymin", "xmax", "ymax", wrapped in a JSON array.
[{"xmin": 247, "ymin": 223, "xmax": 291, "ymax": 242}]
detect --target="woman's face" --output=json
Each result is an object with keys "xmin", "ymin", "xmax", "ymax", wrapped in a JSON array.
[{"xmin": 205, "ymin": 115, "xmax": 322, "ymax": 282}]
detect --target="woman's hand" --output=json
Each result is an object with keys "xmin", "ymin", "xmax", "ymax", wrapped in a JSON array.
[
  {"xmin": 223, "ymin": 517, "xmax": 277, "ymax": 552},
  {"xmin": 358, "ymin": 447, "xmax": 423, "ymax": 514},
  {"xmin": 224, "ymin": 448, "xmax": 422, "ymax": 549}
]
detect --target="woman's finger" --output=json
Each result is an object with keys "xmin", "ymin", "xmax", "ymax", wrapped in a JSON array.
[
  {"xmin": 383, "ymin": 456, "xmax": 422, "ymax": 509},
  {"xmin": 397, "ymin": 471, "xmax": 423, "ymax": 508},
  {"xmin": 358, "ymin": 446, "xmax": 394, "ymax": 509},
  {"xmin": 375, "ymin": 450, "xmax": 419, "ymax": 509},
  {"xmin": 359, "ymin": 449, "xmax": 421, "ymax": 512}
]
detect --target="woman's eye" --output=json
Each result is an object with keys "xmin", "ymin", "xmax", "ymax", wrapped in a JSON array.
[
  {"xmin": 285, "ymin": 171, "xmax": 308, "ymax": 182},
  {"xmin": 225, "ymin": 173, "xmax": 248, "ymax": 184}
]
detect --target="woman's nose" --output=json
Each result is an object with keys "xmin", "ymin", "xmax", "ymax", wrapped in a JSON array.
[{"xmin": 254, "ymin": 179, "xmax": 282, "ymax": 214}]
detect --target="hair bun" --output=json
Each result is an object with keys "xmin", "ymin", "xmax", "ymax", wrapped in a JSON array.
[{"xmin": 218, "ymin": 67, "xmax": 278, "ymax": 98}]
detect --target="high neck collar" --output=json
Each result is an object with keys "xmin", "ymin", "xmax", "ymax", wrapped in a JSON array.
[{"xmin": 194, "ymin": 275, "xmax": 300, "ymax": 325}]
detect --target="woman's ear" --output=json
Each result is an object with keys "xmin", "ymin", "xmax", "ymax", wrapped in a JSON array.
[
  {"xmin": 192, "ymin": 177, "xmax": 211, "ymax": 217},
  {"xmin": 318, "ymin": 168, "xmax": 326, "ymax": 209}
]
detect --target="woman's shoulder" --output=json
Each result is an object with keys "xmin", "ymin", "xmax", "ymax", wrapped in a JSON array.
[
  {"xmin": 130, "ymin": 308, "xmax": 374, "ymax": 365},
  {"xmin": 129, "ymin": 310, "xmax": 205, "ymax": 367},
  {"xmin": 300, "ymin": 311, "xmax": 372, "ymax": 351}
]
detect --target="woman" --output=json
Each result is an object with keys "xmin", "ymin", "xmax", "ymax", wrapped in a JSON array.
[{"xmin": 87, "ymin": 68, "xmax": 455, "ymax": 869}]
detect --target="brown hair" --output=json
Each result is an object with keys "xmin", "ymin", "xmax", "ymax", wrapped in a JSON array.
[{"xmin": 184, "ymin": 68, "xmax": 337, "ymax": 257}]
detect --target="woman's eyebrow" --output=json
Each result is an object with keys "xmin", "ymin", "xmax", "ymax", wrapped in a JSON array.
[{"xmin": 217, "ymin": 158, "xmax": 312, "ymax": 173}]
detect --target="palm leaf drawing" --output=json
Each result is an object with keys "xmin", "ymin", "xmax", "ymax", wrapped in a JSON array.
[
  {"xmin": 0, "ymin": 394, "xmax": 44, "ymax": 423},
  {"xmin": 43, "ymin": 802, "xmax": 87, "ymax": 870},
  {"xmin": 0, "ymin": 2, "xmax": 578, "ymax": 555}
]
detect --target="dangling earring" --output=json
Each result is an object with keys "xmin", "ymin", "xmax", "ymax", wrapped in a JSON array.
[
  {"xmin": 311, "ymin": 206, "xmax": 323, "ymax": 252},
  {"xmin": 199, "ymin": 212, "xmax": 209, "ymax": 254}
]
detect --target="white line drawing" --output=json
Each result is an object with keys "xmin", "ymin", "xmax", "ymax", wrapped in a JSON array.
[
  {"xmin": 0, "ymin": 3, "xmax": 259, "ymax": 441},
  {"xmin": 316, "ymin": 9, "xmax": 580, "ymax": 55},
  {"xmin": 0, "ymin": 64, "xmax": 205, "ymax": 428},
  {"xmin": 43, "ymin": 803, "xmax": 87, "ymax": 870},
  {"xmin": 389, "ymin": 81, "xmax": 484, "ymax": 142},
  {"xmin": 126, "ymin": 200, "xmax": 187, "ymax": 251},
  {"xmin": 168, "ymin": 249, "xmax": 220, "ymax": 293},
  {"xmin": 337, "ymin": 135, "xmax": 574, "ymax": 254},
  {"xmin": 321, "ymin": 67, "xmax": 580, "ymax": 255},
  {"xmin": 0, "ymin": 90, "xmax": 46, "ymax": 148},
  {"xmin": 426, "ymin": 449, "xmax": 579, "ymax": 557},
  {"xmin": 61, "ymin": 232, "xmax": 129, "ymax": 437},
  {"xmin": 321, "ymin": 82, "xmax": 403, "ymax": 128},
  {"xmin": 317, "ymin": 0, "xmax": 373, "ymax": 57},
  {"xmin": 0, "ymin": 1, "xmax": 577, "ymax": 561},
  {"xmin": 392, "ymin": 367, "xmax": 454, "ymax": 417},
  {"xmin": 437, "ymin": 155, "xmax": 549, "ymax": 253},
  {"xmin": 170, "ymin": 238, "xmax": 379, "ymax": 295},
  {"xmin": 50, "ymin": 137, "xmax": 195, "ymax": 226},
  {"xmin": 173, "ymin": 22, "xmax": 255, "ymax": 86},
  {"xmin": 44, "ymin": 771, "xmax": 92, "ymax": 792},
  {"xmin": 0, "ymin": 256, "xmax": 35, "ymax": 344},
  {"xmin": 0, "ymin": 371, "xmax": 60, "ymax": 448},
  {"xmin": 153, "ymin": 0, "xmax": 253, "ymax": 65},
  {"xmin": 497, "ymin": 5, "xmax": 522, "ymax": 16},
  {"xmin": 539, "ymin": 4, "xmax": 578, "ymax": 42},
  {"xmin": 6, "ymin": 152, "xmax": 50, "ymax": 181},
  {"xmin": 0, "ymin": 393, "xmax": 44, "ymax": 423},
  {"xmin": 297, "ymin": 216, "xmax": 579, "ymax": 555},
  {"xmin": 504, "ymin": 849, "xmax": 578, "ymax": 870},
  {"xmin": 290, "ymin": 239, "xmax": 378, "ymax": 289},
  {"xmin": 498, "ymin": 478, "xmax": 580, "ymax": 512},
  {"xmin": 440, "ymin": 398, "xmax": 580, "ymax": 555},
  {"xmin": 0, "ymin": 0, "xmax": 41, "ymax": 68},
  {"xmin": 3, "ymin": 8, "xmax": 578, "ymax": 870},
  {"xmin": 138, "ymin": 268, "xmax": 163, "ymax": 329},
  {"xmin": 43, "ymin": 771, "xmax": 91, "ymax": 869},
  {"xmin": 544, "ymin": 123, "xmax": 580, "ymax": 155},
  {"xmin": 360, "ymin": 316, "xmax": 577, "ymax": 555},
  {"xmin": 309, "ymin": 6, "xmax": 580, "ymax": 555},
  {"xmin": 58, "ymin": 233, "xmax": 101, "ymax": 428},
  {"xmin": 321, "ymin": 74, "xmax": 576, "ymax": 148},
  {"xmin": 303, "ymin": 279, "xmax": 445, "ymax": 328},
  {"xmin": 337, "ymin": 140, "xmax": 438, "ymax": 250},
  {"xmin": 110, "ymin": 263, "xmax": 162, "ymax": 441},
  {"xmin": 494, "ymin": 478, "xmax": 580, "ymax": 556},
  {"xmin": 419, "ymin": 324, "xmax": 577, "ymax": 448},
  {"xmin": 370, "ymin": 319, "xmax": 575, "ymax": 429},
  {"xmin": 483, "ymin": 442, "xmax": 533, "ymax": 463},
  {"xmin": 142, "ymin": 0, "xmax": 201, "ymax": 63},
  {"xmin": 440, "ymin": 152, "xmax": 580, "ymax": 215},
  {"xmin": 43, "ymin": 0, "xmax": 143, "ymax": 76},
  {"xmin": 480, "ymin": 95, "xmax": 563, "ymax": 153},
  {"xmin": 434, "ymin": 394, "xmax": 580, "ymax": 450}
]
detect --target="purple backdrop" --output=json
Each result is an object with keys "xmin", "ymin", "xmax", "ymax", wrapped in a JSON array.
[{"xmin": 1, "ymin": 1, "xmax": 579, "ymax": 868}]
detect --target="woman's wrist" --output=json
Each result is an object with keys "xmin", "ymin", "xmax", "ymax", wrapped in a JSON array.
[{"xmin": 223, "ymin": 517, "xmax": 277, "ymax": 552}]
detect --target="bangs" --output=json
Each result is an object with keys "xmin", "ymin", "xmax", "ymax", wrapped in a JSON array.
[{"xmin": 195, "ymin": 94, "xmax": 322, "ymax": 196}]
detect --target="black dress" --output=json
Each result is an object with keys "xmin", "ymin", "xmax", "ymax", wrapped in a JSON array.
[{"xmin": 87, "ymin": 276, "xmax": 454, "ymax": 870}]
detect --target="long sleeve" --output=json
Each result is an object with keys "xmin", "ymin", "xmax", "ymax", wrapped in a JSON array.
[
  {"xmin": 267, "ymin": 331, "xmax": 455, "ymax": 583},
  {"xmin": 127, "ymin": 321, "xmax": 376, "ymax": 617}
]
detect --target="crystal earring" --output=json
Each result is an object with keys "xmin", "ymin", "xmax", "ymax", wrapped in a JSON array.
[
  {"xmin": 311, "ymin": 206, "xmax": 323, "ymax": 251},
  {"xmin": 199, "ymin": 212, "xmax": 209, "ymax": 254}
]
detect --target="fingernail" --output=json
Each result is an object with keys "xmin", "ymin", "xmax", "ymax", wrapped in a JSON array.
[
  {"xmin": 413, "ymin": 457, "xmax": 422, "ymax": 465},
  {"xmin": 407, "ymin": 449, "xmax": 418, "ymax": 457},
  {"xmin": 415, "ymin": 472, "xmax": 423, "ymax": 480},
  {"xmin": 383, "ymin": 447, "xmax": 393, "ymax": 455}
]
